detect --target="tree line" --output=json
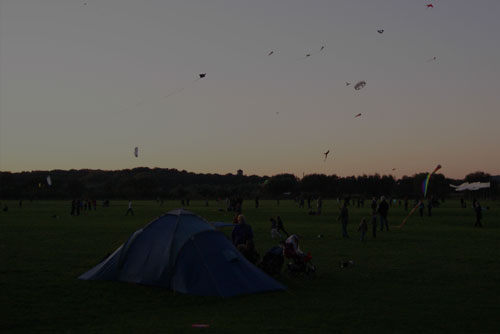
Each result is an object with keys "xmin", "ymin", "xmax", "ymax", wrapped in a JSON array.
[{"xmin": 0, "ymin": 168, "xmax": 497, "ymax": 200}]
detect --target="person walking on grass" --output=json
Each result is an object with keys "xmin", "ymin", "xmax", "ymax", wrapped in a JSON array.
[{"xmin": 125, "ymin": 200, "xmax": 134, "ymax": 216}]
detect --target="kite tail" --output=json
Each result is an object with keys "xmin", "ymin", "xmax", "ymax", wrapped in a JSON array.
[{"xmin": 397, "ymin": 200, "xmax": 422, "ymax": 229}]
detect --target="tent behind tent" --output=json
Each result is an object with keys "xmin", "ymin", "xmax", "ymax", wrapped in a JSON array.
[{"xmin": 79, "ymin": 209, "xmax": 285, "ymax": 297}]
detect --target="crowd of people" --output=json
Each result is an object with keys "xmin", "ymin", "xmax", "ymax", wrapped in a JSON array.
[{"xmin": 225, "ymin": 194, "xmax": 491, "ymax": 277}]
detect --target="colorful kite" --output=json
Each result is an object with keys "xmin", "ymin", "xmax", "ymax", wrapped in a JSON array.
[
  {"xmin": 354, "ymin": 113, "xmax": 362, "ymax": 118},
  {"xmin": 268, "ymin": 51, "xmax": 274, "ymax": 56},
  {"xmin": 398, "ymin": 164, "xmax": 441, "ymax": 229},
  {"xmin": 354, "ymin": 81, "xmax": 366, "ymax": 90},
  {"xmin": 426, "ymin": 4, "xmax": 434, "ymax": 8},
  {"xmin": 422, "ymin": 164, "xmax": 442, "ymax": 197},
  {"xmin": 377, "ymin": 30, "xmax": 384, "ymax": 34}
]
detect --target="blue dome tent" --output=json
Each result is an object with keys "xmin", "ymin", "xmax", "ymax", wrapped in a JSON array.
[{"xmin": 79, "ymin": 209, "xmax": 285, "ymax": 297}]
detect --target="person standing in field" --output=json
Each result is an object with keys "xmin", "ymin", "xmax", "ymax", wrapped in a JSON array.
[
  {"xmin": 276, "ymin": 216, "xmax": 289, "ymax": 238},
  {"xmin": 419, "ymin": 201, "xmax": 425, "ymax": 217},
  {"xmin": 358, "ymin": 218, "xmax": 368, "ymax": 241},
  {"xmin": 125, "ymin": 200, "xmax": 134, "ymax": 216},
  {"xmin": 371, "ymin": 205, "xmax": 377, "ymax": 238},
  {"xmin": 317, "ymin": 196, "xmax": 323, "ymax": 215},
  {"xmin": 377, "ymin": 196, "xmax": 389, "ymax": 231},
  {"xmin": 474, "ymin": 202, "xmax": 483, "ymax": 227},
  {"xmin": 338, "ymin": 202, "xmax": 349, "ymax": 239}
]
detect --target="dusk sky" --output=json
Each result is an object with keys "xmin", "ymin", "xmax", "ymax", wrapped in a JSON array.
[{"xmin": 1, "ymin": 0, "xmax": 499, "ymax": 179}]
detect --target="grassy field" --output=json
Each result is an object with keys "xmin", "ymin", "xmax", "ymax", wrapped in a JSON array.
[{"xmin": 1, "ymin": 199, "xmax": 499, "ymax": 333}]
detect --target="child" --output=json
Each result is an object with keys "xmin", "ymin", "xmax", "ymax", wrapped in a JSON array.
[
  {"xmin": 270, "ymin": 218, "xmax": 281, "ymax": 239},
  {"xmin": 358, "ymin": 218, "xmax": 368, "ymax": 241}
]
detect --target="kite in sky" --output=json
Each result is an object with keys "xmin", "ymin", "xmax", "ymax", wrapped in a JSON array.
[
  {"xmin": 354, "ymin": 113, "xmax": 362, "ymax": 118},
  {"xmin": 46, "ymin": 176, "xmax": 52, "ymax": 186},
  {"xmin": 392, "ymin": 168, "xmax": 396, "ymax": 171},
  {"xmin": 268, "ymin": 51, "xmax": 274, "ymax": 56},
  {"xmin": 450, "ymin": 182, "xmax": 491, "ymax": 191},
  {"xmin": 426, "ymin": 4, "xmax": 434, "ymax": 8},
  {"xmin": 398, "ymin": 164, "xmax": 441, "ymax": 229},
  {"xmin": 346, "ymin": 82, "xmax": 351, "ymax": 86},
  {"xmin": 427, "ymin": 56, "xmax": 437, "ymax": 62},
  {"xmin": 354, "ymin": 81, "xmax": 366, "ymax": 90},
  {"xmin": 134, "ymin": 147, "xmax": 139, "ymax": 158},
  {"xmin": 377, "ymin": 30, "xmax": 384, "ymax": 34},
  {"xmin": 198, "ymin": 73, "xmax": 206, "ymax": 79},
  {"xmin": 298, "ymin": 46, "xmax": 324, "ymax": 60},
  {"xmin": 422, "ymin": 164, "xmax": 442, "ymax": 197},
  {"xmin": 323, "ymin": 150, "xmax": 330, "ymax": 162}
]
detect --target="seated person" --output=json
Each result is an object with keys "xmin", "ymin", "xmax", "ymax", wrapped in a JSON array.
[
  {"xmin": 237, "ymin": 240, "xmax": 260, "ymax": 265},
  {"xmin": 260, "ymin": 242, "xmax": 285, "ymax": 276},
  {"xmin": 232, "ymin": 214, "xmax": 254, "ymax": 247},
  {"xmin": 284, "ymin": 234, "xmax": 304, "ymax": 259}
]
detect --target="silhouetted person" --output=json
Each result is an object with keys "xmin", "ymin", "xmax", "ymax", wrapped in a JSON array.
[
  {"xmin": 125, "ymin": 200, "xmax": 134, "ymax": 216},
  {"xmin": 338, "ymin": 202, "xmax": 349, "ymax": 238},
  {"xmin": 255, "ymin": 197, "xmax": 259, "ymax": 209},
  {"xmin": 419, "ymin": 201, "xmax": 425, "ymax": 217},
  {"xmin": 358, "ymin": 218, "xmax": 368, "ymax": 241},
  {"xmin": 474, "ymin": 202, "xmax": 482, "ymax": 227},
  {"xmin": 371, "ymin": 206, "xmax": 377, "ymax": 238},
  {"xmin": 404, "ymin": 198, "xmax": 409, "ymax": 211},
  {"xmin": 377, "ymin": 197, "xmax": 389, "ymax": 231},
  {"xmin": 232, "ymin": 215, "xmax": 254, "ymax": 247},
  {"xmin": 276, "ymin": 216, "xmax": 289, "ymax": 237},
  {"xmin": 427, "ymin": 198, "xmax": 433, "ymax": 217}
]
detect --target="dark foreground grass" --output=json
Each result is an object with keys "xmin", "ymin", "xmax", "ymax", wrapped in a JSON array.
[{"xmin": 1, "ymin": 200, "xmax": 499, "ymax": 333}]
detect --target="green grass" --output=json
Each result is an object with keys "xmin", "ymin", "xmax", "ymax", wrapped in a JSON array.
[{"xmin": 1, "ymin": 199, "xmax": 499, "ymax": 333}]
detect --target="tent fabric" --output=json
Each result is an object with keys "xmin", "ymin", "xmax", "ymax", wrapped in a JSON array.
[{"xmin": 79, "ymin": 209, "xmax": 285, "ymax": 297}]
